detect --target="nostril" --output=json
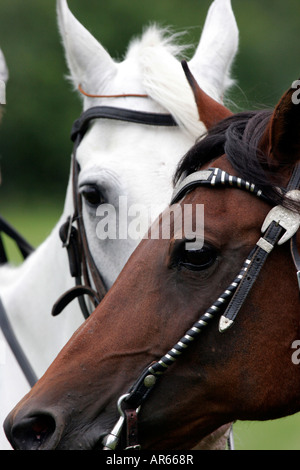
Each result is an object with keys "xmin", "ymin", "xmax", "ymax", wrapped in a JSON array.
[{"xmin": 11, "ymin": 415, "xmax": 56, "ymax": 450}]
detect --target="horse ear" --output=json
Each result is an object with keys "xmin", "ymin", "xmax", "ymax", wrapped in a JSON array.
[
  {"xmin": 0, "ymin": 49, "xmax": 8, "ymax": 105},
  {"xmin": 56, "ymin": 0, "xmax": 117, "ymax": 93},
  {"xmin": 182, "ymin": 61, "xmax": 232, "ymax": 129},
  {"xmin": 188, "ymin": 0, "xmax": 239, "ymax": 101},
  {"xmin": 260, "ymin": 84, "xmax": 300, "ymax": 168}
]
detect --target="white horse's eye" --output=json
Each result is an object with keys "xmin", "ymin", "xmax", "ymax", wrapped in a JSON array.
[{"xmin": 80, "ymin": 185, "xmax": 106, "ymax": 207}]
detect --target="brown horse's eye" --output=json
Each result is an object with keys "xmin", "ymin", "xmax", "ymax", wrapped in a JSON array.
[
  {"xmin": 80, "ymin": 185, "xmax": 106, "ymax": 207},
  {"xmin": 180, "ymin": 245, "xmax": 218, "ymax": 271}
]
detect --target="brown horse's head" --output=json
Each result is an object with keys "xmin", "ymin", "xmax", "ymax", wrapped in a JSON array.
[{"xmin": 4, "ymin": 81, "xmax": 300, "ymax": 450}]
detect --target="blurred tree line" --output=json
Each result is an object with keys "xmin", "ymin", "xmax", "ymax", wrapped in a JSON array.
[{"xmin": 1, "ymin": 0, "xmax": 300, "ymax": 201}]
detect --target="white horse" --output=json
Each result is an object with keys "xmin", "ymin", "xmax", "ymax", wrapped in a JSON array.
[{"xmin": 0, "ymin": 0, "xmax": 238, "ymax": 449}]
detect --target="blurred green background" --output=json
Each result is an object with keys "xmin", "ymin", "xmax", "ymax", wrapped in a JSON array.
[{"xmin": 1, "ymin": 0, "xmax": 300, "ymax": 450}]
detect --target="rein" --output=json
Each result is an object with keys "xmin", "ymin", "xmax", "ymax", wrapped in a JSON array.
[
  {"xmin": 102, "ymin": 164, "xmax": 300, "ymax": 451},
  {"xmin": 0, "ymin": 215, "xmax": 34, "ymax": 264},
  {"xmin": 0, "ymin": 217, "xmax": 37, "ymax": 387},
  {"xmin": 52, "ymin": 105, "xmax": 177, "ymax": 319}
]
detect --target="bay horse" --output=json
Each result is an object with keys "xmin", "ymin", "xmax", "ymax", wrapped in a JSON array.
[
  {"xmin": 0, "ymin": 0, "xmax": 239, "ymax": 449},
  {"xmin": 4, "ymin": 65, "xmax": 300, "ymax": 450}
]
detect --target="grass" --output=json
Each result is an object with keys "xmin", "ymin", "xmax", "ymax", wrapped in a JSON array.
[
  {"xmin": 234, "ymin": 415, "xmax": 300, "ymax": 450},
  {"xmin": 0, "ymin": 195, "xmax": 63, "ymax": 264},
  {"xmin": 1, "ymin": 197, "xmax": 300, "ymax": 450}
]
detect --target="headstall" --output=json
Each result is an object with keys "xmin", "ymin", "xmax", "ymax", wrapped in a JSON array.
[
  {"xmin": 102, "ymin": 164, "xmax": 300, "ymax": 450},
  {"xmin": 52, "ymin": 106, "xmax": 177, "ymax": 319}
]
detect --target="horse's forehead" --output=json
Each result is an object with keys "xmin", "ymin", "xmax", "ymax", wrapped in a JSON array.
[
  {"xmin": 183, "ymin": 184, "xmax": 268, "ymax": 245},
  {"xmin": 77, "ymin": 121, "xmax": 191, "ymax": 182},
  {"xmin": 112, "ymin": 59, "xmax": 146, "ymax": 94}
]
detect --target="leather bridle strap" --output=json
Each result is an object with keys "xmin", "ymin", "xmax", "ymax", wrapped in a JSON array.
[
  {"xmin": 71, "ymin": 106, "xmax": 177, "ymax": 143},
  {"xmin": 0, "ymin": 215, "xmax": 34, "ymax": 264},
  {"xmin": 0, "ymin": 298, "xmax": 37, "ymax": 387},
  {"xmin": 219, "ymin": 220, "xmax": 284, "ymax": 331},
  {"xmin": 0, "ymin": 218, "xmax": 36, "ymax": 386}
]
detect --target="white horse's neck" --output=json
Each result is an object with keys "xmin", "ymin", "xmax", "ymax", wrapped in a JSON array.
[{"xmin": 1, "ymin": 176, "xmax": 83, "ymax": 377}]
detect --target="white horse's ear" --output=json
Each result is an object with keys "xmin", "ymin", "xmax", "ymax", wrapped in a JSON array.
[
  {"xmin": 56, "ymin": 0, "xmax": 117, "ymax": 92},
  {"xmin": 189, "ymin": 0, "xmax": 239, "ymax": 101},
  {"xmin": 0, "ymin": 49, "xmax": 8, "ymax": 104}
]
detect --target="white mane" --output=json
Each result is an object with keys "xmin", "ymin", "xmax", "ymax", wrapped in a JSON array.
[{"xmin": 125, "ymin": 25, "xmax": 204, "ymax": 140}]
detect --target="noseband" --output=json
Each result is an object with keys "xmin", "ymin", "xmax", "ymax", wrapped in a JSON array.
[
  {"xmin": 52, "ymin": 106, "xmax": 177, "ymax": 319},
  {"xmin": 102, "ymin": 164, "xmax": 300, "ymax": 450}
]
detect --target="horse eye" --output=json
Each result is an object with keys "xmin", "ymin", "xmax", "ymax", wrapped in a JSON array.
[
  {"xmin": 179, "ymin": 245, "xmax": 218, "ymax": 271},
  {"xmin": 80, "ymin": 185, "xmax": 106, "ymax": 206}
]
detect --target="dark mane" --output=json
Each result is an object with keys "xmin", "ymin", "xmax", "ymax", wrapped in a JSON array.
[{"xmin": 174, "ymin": 110, "xmax": 299, "ymax": 211}]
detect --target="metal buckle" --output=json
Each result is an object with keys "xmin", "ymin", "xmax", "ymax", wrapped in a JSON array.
[
  {"xmin": 261, "ymin": 190, "xmax": 300, "ymax": 245},
  {"xmin": 102, "ymin": 394, "xmax": 141, "ymax": 450}
]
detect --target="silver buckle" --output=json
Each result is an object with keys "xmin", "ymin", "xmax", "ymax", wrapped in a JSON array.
[
  {"xmin": 261, "ymin": 190, "xmax": 300, "ymax": 245},
  {"xmin": 102, "ymin": 394, "xmax": 141, "ymax": 450}
]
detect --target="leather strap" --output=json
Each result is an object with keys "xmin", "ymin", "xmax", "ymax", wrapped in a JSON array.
[
  {"xmin": 125, "ymin": 365, "xmax": 158, "ymax": 410},
  {"xmin": 219, "ymin": 221, "xmax": 284, "ymax": 329},
  {"xmin": 52, "ymin": 285, "xmax": 99, "ymax": 318},
  {"xmin": 72, "ymin": 149, "xmax": 108, "ymax": 302},
  {"xmin": 71, "ymin": 106, "xmax": 177, "ymax": 143},
  {"xmin": 0, "ymin": 298, "xmax": 37, "ymax": 387},
  {"xmin": 124, "ymin": 409, "xmax": 140, "ymax": 450},
  {"xmin": 0, "ymin": 215, "xmax": 34, "ymax": 264}
]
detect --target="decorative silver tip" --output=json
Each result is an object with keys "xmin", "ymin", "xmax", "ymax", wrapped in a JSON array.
[{"xmin": 219, "ymin": 316, "xmax": 234, "ymax": 333}]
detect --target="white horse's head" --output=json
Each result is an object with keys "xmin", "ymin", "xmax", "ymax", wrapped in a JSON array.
[
  {"xmin": 57, "ymin": 0, "xmax": 239, "ymax": 289},
  {"xmin": 0, "ymin": 48, "xmax": 8, "ymax": 105}
]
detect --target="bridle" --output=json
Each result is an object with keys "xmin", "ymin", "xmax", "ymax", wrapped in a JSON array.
[
  {"xmin": 102, "ymin": 164, "xmax": 300, "ymax": 450},
  {"xmin": 52, "ymin": 105, "xmax": 177, "ymax": 319}
]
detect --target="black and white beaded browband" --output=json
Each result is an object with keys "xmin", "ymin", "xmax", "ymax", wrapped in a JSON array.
[{"xmin": 171, "ymin": 167, "xmax": 267, "ymax": 205}]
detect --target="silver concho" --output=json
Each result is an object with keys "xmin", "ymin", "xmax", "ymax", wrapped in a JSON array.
[{"xmin": 261, "ymin": 190, "xmax": 300, "ymax": 245}]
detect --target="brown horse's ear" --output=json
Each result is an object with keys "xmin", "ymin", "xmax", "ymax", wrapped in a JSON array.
[
  {"xmin": 181, "ymin": 60, "xmax": 233, "ymax": 130},
  {"xmin": 260, "ymin": 82, "xmax": 300, "ymax": 168}
]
